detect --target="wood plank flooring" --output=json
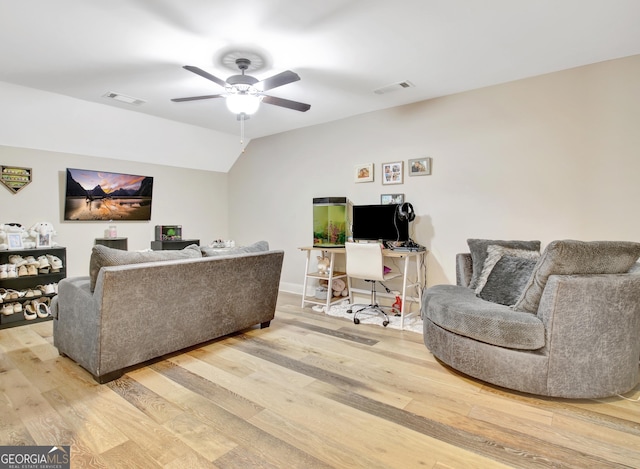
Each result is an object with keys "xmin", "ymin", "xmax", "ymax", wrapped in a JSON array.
[{"xmin": 1, "ymin": 291, "xmax": 639, "ymax": 468}]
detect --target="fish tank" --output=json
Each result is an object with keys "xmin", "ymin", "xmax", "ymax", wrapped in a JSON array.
[{"xmin": 313, "ymin": 197, "xmax": 350, "ymax": 247}]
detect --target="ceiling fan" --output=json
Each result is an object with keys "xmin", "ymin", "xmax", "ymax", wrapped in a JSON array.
[{"xmin": 171, "ymin": 58, "xmax": 311, "ymax": 115}]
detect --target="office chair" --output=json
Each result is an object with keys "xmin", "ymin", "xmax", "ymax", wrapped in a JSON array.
[{"xmin": 345, "ymin": 241, "xmax": 401, "ymax": 327}]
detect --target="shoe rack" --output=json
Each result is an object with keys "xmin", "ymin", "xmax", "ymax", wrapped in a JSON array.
[{"xmin": 0, "ymin": 246, "xmax": 66, "ymax": 329}]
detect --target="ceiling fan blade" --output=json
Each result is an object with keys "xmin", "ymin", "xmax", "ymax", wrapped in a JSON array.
[
  {"xmin": 171, "ymin": 94, "xmax": 224, "ymax": 102},
  {"xmin": 183, "ymin": 65, "xmax": 227, "ymax": 88},
  {"xmin": 257, "ymin": 70, "xmax": 300, "ymax": 91},
  {"xmin": 262, "ymin": 95, "xmax": 311, "ymax": 112}
]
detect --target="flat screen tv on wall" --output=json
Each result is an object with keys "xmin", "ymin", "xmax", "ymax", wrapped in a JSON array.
[{"xmin": 64, "ymin": 168, "xmax": 154, "ymax": 221}]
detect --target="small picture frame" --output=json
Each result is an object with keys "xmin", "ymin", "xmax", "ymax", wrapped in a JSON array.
[
  {"xmin": 36, "ymin": 232, "xmax": 52, "ymax": 248},
  {"xmin": 7, "ymin": 233, "xmax": 24, "ymax": 250},
  {"xmin": 381, "ymin": 161, "xmax": 403, "ymax": 185},
  {"xmin": 408, "ymin": 157, "xmax": 432, "ymax": 176},
  {"xmin": 381, "ymin": 193, "xmax": 404, "ymax": 205},
  {"xmin": 354, "ymin": 163, "xmax": 374, "ymax": 183}
]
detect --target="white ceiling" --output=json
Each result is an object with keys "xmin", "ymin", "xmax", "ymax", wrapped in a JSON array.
[{"xmin": 2, "ymin": 0, "xmax": 640, "ymax": 144}]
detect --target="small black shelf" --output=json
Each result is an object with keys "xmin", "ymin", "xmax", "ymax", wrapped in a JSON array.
[
  {"xmin": 95, "ymin": 237, "xmax": 128, "ymax": 250},
  {"xmin": 150, "ymin": 239, "xmax": 200, "ymax": 250},
  {"xmin": 0, "ymin": 246, "xmax": 66, "ymax": 329}
]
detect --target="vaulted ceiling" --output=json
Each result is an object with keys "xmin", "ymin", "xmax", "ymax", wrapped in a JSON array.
[{"xmin": 2, "ymin": 1, "xmax": 640, "ymax": 161}]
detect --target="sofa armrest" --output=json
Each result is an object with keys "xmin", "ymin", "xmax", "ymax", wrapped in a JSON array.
[
  {"xmin": 456, "ymin": 253, "xmax": 473, "ymax": 287},
  {"xmin": 53, "ymin": 276, "xmax": 102, "ymax": 374},
  {"xmin": 537, "ymin": 273, "xmax": 640, "ymax": 396}
]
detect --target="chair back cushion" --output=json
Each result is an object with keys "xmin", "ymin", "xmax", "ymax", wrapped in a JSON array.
[
  {"xmin": 345, "ymin": 242, "xmax": 385, "ymax": 281},
  {"xmin": 514, "ymin": 240, "xmax": 640, "ymax": 313}
]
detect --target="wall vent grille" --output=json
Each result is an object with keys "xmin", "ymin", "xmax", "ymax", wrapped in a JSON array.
[
  {"xmin": 103, "ymin": 92, "xmax": 146, "ymax": 106},
  {"xmin": 373, "ymin": 80, "xmax": 415, "ymax": 95}
]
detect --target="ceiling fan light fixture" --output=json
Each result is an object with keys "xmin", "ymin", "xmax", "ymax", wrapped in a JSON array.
[{"xmin": 225, "ymin": 89, "xmax": 261, "ymax": 115}]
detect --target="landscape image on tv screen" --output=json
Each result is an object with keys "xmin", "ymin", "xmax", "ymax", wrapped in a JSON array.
[{"xmin": 64, "ymin": 168, "xmax": 153, "ymax": 221}]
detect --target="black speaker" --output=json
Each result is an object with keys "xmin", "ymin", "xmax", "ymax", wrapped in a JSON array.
[{"xmin": 397, "ymin": 202, "xmax": 415, "ymax": 222}]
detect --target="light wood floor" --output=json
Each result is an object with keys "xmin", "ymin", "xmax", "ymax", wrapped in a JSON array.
[{"xmin": 1, "ymin": 291, "xmax": 639, "ymax": 468}]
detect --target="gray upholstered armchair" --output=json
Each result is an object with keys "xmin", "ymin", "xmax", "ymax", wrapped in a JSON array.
[{"xmin": 422, "ymin": 240, "xmax": 640, "ymax": 398}]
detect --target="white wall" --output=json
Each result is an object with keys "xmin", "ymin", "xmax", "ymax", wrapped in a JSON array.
[
  {"xmin": 3, "ymin": 55, "xmax": 639, "ymax": 289},
  {"xmin": 228, "ymin": 54, "xmax": 640, "ymax": 293},
  {"xmin": 0, "ymin": 145, "xmax": 228, "ymax": 277},
  {"xmin": 0, "ymin": 81, "xmax": 242, "ymax": 172}
]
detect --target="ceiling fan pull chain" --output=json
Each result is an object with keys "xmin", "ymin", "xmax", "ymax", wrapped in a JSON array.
[{"xmin": 239, "ymin": 113, "xmax": 245, "ymax": 144}]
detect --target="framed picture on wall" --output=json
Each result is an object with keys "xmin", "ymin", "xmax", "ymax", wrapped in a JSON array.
[
  {"xmin": 381, "ymin": 161, "xmax": 403, "ymax": 185},
  {"xmin": 408, "ymin": 157, "xmax": 432, "ymax": 176},
  {"xmin": 381, "ymin": 193, "xmax": 404, "ymax": 205},
  {"xmin": 354, "ymin": 163, "xmax": 374, "ymax": 183}
]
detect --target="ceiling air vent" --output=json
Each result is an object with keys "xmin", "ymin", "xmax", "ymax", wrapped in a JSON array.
[
  {"xmin": 373, "ymin": 80, "xmax": 415, "ymax": 95},
  {"xmin": 103, "ymin": 92, "xmax": 146, "ymax": 106}
]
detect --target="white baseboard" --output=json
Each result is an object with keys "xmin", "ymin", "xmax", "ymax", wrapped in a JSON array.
[{"xmin": 279, "ymin": 281, "xmax": 420, "ymax": 307}]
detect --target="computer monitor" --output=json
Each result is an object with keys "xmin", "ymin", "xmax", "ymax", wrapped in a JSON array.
[{"xmin": 352, "ymin": 204, "xmax": 409, "ymax": 242}]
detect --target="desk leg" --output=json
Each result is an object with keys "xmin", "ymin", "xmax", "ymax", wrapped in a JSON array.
[
  {"xmin": 301, "ymin": 250, "xmax": 311, "ymax": 307},
  {"xmin": 416, "ymin": 252, "xmax": 424, "ymax": 324},
  {"xmin": 325, "ymin": 251, "xmax": 337, "ymax": 312},
  {"xmin": 400, "ymin": 255, "xmax": 410, "ymax": 330}
]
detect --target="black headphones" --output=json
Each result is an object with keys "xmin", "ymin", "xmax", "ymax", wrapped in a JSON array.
[{"xmin": 397, "ymin": 202, "xmax": 415, "ymax": 222}]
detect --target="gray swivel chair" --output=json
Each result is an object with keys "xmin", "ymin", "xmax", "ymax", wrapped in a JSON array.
[{"xmin": 345, "ymin": 241, "xmax": 401, "ymax": 327}]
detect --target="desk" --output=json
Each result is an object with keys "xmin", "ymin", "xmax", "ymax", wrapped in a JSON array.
[{"xmin": 299, "ymin": 246, "xmax": 426, "ymax": 330}]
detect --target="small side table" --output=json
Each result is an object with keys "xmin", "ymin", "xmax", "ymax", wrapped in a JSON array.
[
  {"xmin": 95, "ymin": 237, "xmax": 128, "ymax": 250},
  {"xmin": 150, "ymin": 239, "xmax": 200, "ymax": 250}
]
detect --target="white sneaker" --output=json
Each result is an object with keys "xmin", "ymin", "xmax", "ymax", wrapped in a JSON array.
[
  {"xmin": 37, "ymin": 255, "xmax": 50, "ymax": 269},
  {"xmin": 8, "ymin": 255, "xmax": 27, "ymax": 266},
  {"xmin": 0, "ymin": 264, "xmax": 7, "ymax": 279},
  {"xmin": 39, "ymin": 284, "xmax": 56, "ymax": 295},
  {"xmin": 24, "ymin": 256, "xmax": 40, "ymax": 266},
  {"xmin": 23, "ymin": 302, "xmax": 37, "ymax": 320},
  {"xmin": 36, "ymin": 301, "xmax": 50, "ymax": 318},
  {"xmin": 6, "ymin": 264, "xmax": 17, "ymax": 278},
  {"xmin": 46, "ymin": 255, "xmax": 63, "ymax": 271}
]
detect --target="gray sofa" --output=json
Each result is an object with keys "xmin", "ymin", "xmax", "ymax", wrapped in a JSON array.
[
  {"xmin": 53, "ymin": 244, "xmax": 284, "ymax": 383},
  {"xmin": 422, "ymin": 240, "xmax": 640, "ymax": 398}
]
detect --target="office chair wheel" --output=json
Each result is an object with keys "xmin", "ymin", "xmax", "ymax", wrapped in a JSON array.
[
  {"xmin": 354, "ymin": 317, "xmax": 360, "ymax": 324},
  {"xmin": 382, "ymin": 320, "xmax": 389, "ymax": 327}
]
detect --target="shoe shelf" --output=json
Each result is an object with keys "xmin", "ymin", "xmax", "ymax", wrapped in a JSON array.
[{"xmin": 0, "ymin": 246, "xmax": 66, "ymax": 329}]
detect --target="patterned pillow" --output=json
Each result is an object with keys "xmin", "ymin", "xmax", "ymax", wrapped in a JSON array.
[
  {"xmin": 514, "ymin": 240, "xmax": 640, "ymax": 313},
  {"xmin": 467, "ymin": 239, "xmax": 541, "ymax": 290},
  {"xmin": 89, "ymin": 244, "xmax": 201, "ymax": 292},
  {"xmin": 474, "ymin": 245, "xmax": 540, "ymax": 294},
  {"xmin": 479, "ymin": 256, "xmax": 538, "ymax": 306}
]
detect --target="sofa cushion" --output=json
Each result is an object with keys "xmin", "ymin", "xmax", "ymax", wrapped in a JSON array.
[
  {"xmin": 89, "ymin": 244, "xmax": 201, "ymax": 292},
  {"xmin": 479, "ymin": 256, "xmax": 538, "ymax": 306},
  {"xmin": 423, "ymin": 284, "xmax": 545, "ymax": 350},
  {"xmin": 467, "ymin": 239, "xmax": 540, "ymax": 290},
  {"xmin": 200, "ymin": 240, "xmax": 269, "ymax": 257},
  {"xmin": 474, "ymin": 245, "xmax": 540, "ymax": 294},
  {"xmin": 514, "ymin": 240, "xmax": 640, "ymax": 313}
]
